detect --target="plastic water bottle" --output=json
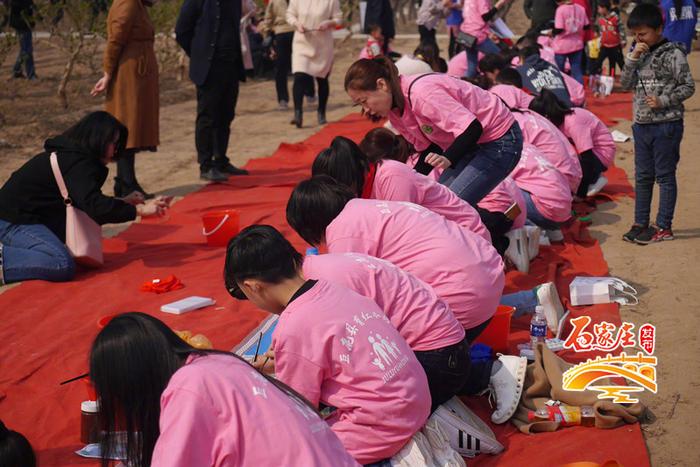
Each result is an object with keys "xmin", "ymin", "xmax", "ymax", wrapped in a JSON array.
[
  {"xmin": 305, "ymin": 247, "xmax": 319, "ymax": 256},
  {"xmin": 530, "ymin": 306, "xmax": 547, "ymax": 348}
]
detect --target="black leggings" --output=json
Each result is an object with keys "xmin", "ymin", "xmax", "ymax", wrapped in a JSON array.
[
  {"xmin": 273, "ymin": 31, "xmax": 293, "ymax": 102},
  {"xmin": 577, "ymin": 151, "xmax": 607, "ymax": 197},
  {"xmin": 597, "ymin": 45, "xmax": 625, "ymax": 76},
  {"xmin": 293, "ymin": 73, "xmax": 328, "ymax": 113}
]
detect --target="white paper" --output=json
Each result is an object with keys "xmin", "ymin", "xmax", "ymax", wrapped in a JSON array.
[
  {"xmin": 160, "ymin": 296, "xmax": 215, "ymax": 315},
  {"xmin": 612, "ymin": 130, "xmax": 631, "ymax": 142}
]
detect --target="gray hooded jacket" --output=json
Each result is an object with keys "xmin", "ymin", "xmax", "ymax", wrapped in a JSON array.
[{"xmin": 620, "ymin": 40, "xmax": 695, "ymax": 124}]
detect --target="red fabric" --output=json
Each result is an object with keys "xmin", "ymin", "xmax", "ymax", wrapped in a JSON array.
[
  {"xmin": 361, "ymin": 162, "xmax": 378, "ymax": 199},
  {"xmin": 139, "ymin": 274, "xmax": 184, "ymax": 294},
  {"xmin": 0, "ymin": 100, "xmax": 647, "ymax": 466}
]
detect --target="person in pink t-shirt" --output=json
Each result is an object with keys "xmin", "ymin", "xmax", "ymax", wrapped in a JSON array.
[
  {"xmin": 478, "ymin": 176, "xmax": 527, "ymax": 230},
  {"xmin": 530, "ymin": 89, "xmax": 615, "ymax": 198},
  {"xmin": 510, "ymin": 144, "xmax": 573, "ymax": 229},
  {"xmin": 224, "ymin": 225, "xmax": 431, "ymax": 464},
  {"xmin": 552, "ymin": 0, "xmax": 590, "ymax": 83},
  {"xmin": 287, "ymin": 176, "xmax": 505, "ymax": 337},
  {"xmin": 88, "ymin": 313, "xmax": 359, "ymax": 467},
  {"xmin": 345, "ymin": 57, "xmax": 523, "ymax": 207},
  {"xmin": 313, "ymin": 135, "xmax": 490, "ymax": 242},
  {"xmin": 460, "ymin": 0, "xmax": 511, "ymax": 77}
]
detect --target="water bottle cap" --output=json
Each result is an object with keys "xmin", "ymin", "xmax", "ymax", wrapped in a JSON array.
[
  {"xmin": 535, "ymin": 305, "xmax": 545, "ymax": 315},
  {"xmin": 81, "ymin": 400, "xmax": 99, "ymax": 413},
  {"xmin": 305, "ymin": 247, "xmax": 319, "ymax": 256}
]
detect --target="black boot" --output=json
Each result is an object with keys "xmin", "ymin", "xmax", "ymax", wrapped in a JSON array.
[
  {"xmin": 116, "ymin": 151, "xmax": 154, "ymax": 199},
  {"xmin": 317, "ymin": 110, "xmax": 327, "ymax": 125},
  {"xmin": 290, "ymin": 109, "xmax": 302, "ymax": 128}
]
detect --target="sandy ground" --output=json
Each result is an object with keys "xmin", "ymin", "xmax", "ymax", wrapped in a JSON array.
[{"xmin": 1, "ymin": 5, "xmax": 699, "ymax": 465}]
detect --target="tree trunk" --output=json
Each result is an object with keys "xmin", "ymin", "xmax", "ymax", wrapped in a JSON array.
[{"xmin": 57, "ymin": 34, "xmax": 85, "ymax": 108}]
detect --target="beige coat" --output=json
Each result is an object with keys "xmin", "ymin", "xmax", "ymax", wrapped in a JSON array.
[
  {"xmin": 286, "ymin": 0, "xmax": 342, "ymax": 78},
  {"xmin": 262, "ymin": 0, "xmax": 295, "ymax": 36},
  {"xmin": 103, "ymin": 0, "xmax": 159, "ymax": 150}
]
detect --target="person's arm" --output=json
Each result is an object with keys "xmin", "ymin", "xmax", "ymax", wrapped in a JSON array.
[
  {"xmin": 655, "ymin": 50, "xmax": 696, "ymax": 108},
  {"xmin": 175, "ymin": 0, "xmax": 201, "ymax": 56},
  {"xmin": 103, "ymin": 0, "xmax": 138, "ymax": 76},
  {"xmin": 443, "ymin": 119, "xmax": 483, "ymax": 165},
  {"xmin": 620, "ymin": 43, "xmax": 645, "ymax": 90},
  {"xmin": 286, "ymin": 0, "xmax": 302, "ymax": 31},
  {"xmin": 414, "ymin": 143, "xmax": 445, "ymax": 175},
  {"xmin": 150, "ymin": 388, "xmax": 221, "ymax": 467}
]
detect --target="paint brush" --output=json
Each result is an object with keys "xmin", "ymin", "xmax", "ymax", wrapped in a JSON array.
[
  {"xmin": 59, "ymin": 372, "xmax": 89, "ymax": 385},
  {"xmin": 253, "ymin": 332, "xmax": 263, "ymax": 362}
]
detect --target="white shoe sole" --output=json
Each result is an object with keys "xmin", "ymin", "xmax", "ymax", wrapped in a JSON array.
[
  {"xmin": 433, "ymin": 404, "xmax": 503, "ymax": 457},
  {"xmin": 422, "ymin": 417, "xmax": 467, "ymax": 467},
  {"xmin": 506, "ymin": 228, "xmax": 529, "ymax": 273},
  {"xmin": 586, "ymin": 175, "xmax": 608, "ymax": 197},
  {"xmin": 536, "ymin": 282, "xmax": 565, "ymax": 334},
  {"xmin": 490, "ymin": 356, "xmax": 527, "ymax": 424}
]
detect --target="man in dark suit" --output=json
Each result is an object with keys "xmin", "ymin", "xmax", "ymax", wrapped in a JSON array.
[{"xmin": 176, "ymin": 0, "xmax": 249, "ymax": 181}]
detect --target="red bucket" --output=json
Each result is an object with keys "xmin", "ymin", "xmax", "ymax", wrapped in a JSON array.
[
  {"xmin": 473, "ymin": 305, "xmax": 515, "ymax": 353},
  {"xmin": 201, "ymin": 209, "xmax": 240, "ymax": 247}
]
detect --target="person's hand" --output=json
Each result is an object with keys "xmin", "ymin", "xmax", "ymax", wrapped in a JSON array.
[
  {"xmin": 296, "ymin": 23, "xmax": 306, "ymax": 33},
  {"xmin": 91, "ymin": 72, "xmax": 110, "ymax": 96},
  {"xmin": 154, "ymin": 195, "xmax": 174, "ymax": 207},
  {"xmin": 425, "ymin": 153, "xmax": 452, "ymax": 169},
  {"xmin": 136, "ymin": 199, "xmax": 168, "ymax": 218},
  {"xmin": 252, "ymin": 349, "xmax": 275, "ymax": 374},
  {"xmin": 645, "ymin": 95, "xmax": 662, "ymax": 109},
  {"xmin": 318, "ymin": 20, "xmax": 336, "ymax": 31},
  {"xmin": 119, "ymin": 191, "xmax": 145, "ymax": 206},
  {"xmin": 631, "ymin": 42, "xmax": 649, "ymax": 59}
]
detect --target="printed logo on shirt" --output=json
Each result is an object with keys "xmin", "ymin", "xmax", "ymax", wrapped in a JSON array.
[
  {"xmin": 529, "ymin": 69, "xmax": 567, "ymax": 91},
  {"xmin": 421, "ymin": 124, "xmax": 434, "ymax": 135},
  {"xmin": 669, "ymin": 6, "xmax": 695, "ymax": 21}
]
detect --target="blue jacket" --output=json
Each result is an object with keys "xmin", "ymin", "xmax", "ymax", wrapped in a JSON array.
[
  {"xmin": 661, "ymin": 0, "xmax": 697, "ymax": 54},
  {"xmin": 175, "ymin": 0, "xmax": 246, "ymax": 86}
]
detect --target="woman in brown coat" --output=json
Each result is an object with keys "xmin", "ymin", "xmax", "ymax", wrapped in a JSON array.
[{"xmin": 91, "ymin": 0, "xmax": 159, "ymax": 198}]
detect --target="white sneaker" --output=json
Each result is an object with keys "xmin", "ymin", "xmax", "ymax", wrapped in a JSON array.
[
  {"xmin": 390, "ymin": 431, "xmax": 437, "ymax": 467},
  {"xmin": 505, "ymin": 228, "xmax": 529, "ymax": 273},
  {"xmin": 422, "ymin": 417, "xmax": 467, "ymax": 467},
  {"xmin": 545, "ymin": 229, "xmax": 564, "ymax": 242},
  {"xmin": 432, "ymin": 404, "xmax": 503, "ymax": 457},
  {"xmin": 536, "ymin": 282, "xmax": 565, "ymax": 334},
  {"xmin": 523, "ymin": 225, "xmax": 541, "ymax": 260},
  {"xmin": 489, "ymin": 355, "xmax": 527, "ymax": 424},
  {"xmin": 441, "ymin": 397, "xmax": 503, "ymax": 455},
  {"xmin": 586, "ymin": 175, "xmax": 608, "ymax": 197}
]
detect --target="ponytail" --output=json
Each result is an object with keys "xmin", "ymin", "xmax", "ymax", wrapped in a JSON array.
[
  {"xmin": 344, "ymin": 57, "xmax": 405, "ymax": 113},
  {"xmin": 528, "ymin": 89, "xmax": 572, "ymax": 128}
]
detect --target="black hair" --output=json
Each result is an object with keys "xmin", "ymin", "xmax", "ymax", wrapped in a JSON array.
[
  {"xmin": 0, "ymin": 421, "xmax": 36, "ymax": 467},
  {"xmin": 519, "ymin": 45, "xmax": 541, "ymax": 59},
  {"xmin": 463, "ymin": 74, "xmax": 492, "ymax": 90},
  {"xmin": 528, "ymin": 89, "xmax": 573, "ymax": 127},
  {"xmin": 598, "ymin": 0, "xmax": 611, "ymax": 9},
  {"xmin": 627, "ymin": 3, "xmax": 664, "ymax": 30},
  {"xmin": 286, "ymin": 175, "xmax": 355, "ymax": 246},
  {"xmin": 368, "ymin": 23, "xmax": 382, "ymax": 34},
  {"xmin": 61, "ymin": 111, "xmax": 128, "ymax": 162},
  {"xmin": 312, "ymin": 136, "xmax": 369, "ymax": 197},
  {"xmin": 413, "ymin": 41, "xmax": 441, "ymax": 72},
  {"xmin": 515, "ymin": 32, "xmax": 538, "ymax": 48},
  {"xmin": 224, "ymin": 224, "xmax": 303, "ymax": 300},
  {"xmin": 90, "ymin": 312, "xmax": 316, "ymax": 467},
  {"xmin": 495, "ymin": 67, "xmax": 523, "ymax": 88},
  {"xmin": 359, "ymin": 127, "xmax": 414, "ymax": 164},
  {"xmin": 478, "ymin": 53, "xmax": 507, "ymax": 73}
]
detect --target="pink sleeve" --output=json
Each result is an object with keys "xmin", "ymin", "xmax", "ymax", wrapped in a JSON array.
[
  {"xmin": 554, "ymin": 8, "xmax": 564, "ymax": 29},
  {"xmin": 582, "ymin": 7, "xmax": 590, "ymax": 26},
  {"xmin": 477, "ymin": 0, "xmax": 491, "ymax": 15},
  {"xmin": 412, "ymin": 85, "xmax": 477, "ymax": 143},
  {"xmin": 377, "ymin": 173, "xmax": 420, "ymax": 202},
  {"xmin": 328, "ymin": 236, "xmax": 377, "ymax": 256},
  {"xmin": 564, "ymin": 116, "xmax": 594, "ymax": 154},
  {"xmin": 275, "ymin": 350, "xmax": 325, "ymax": 407},
  {"xmin": 151, "ymin": 389, "xmax": 222, "ymax": 466}
]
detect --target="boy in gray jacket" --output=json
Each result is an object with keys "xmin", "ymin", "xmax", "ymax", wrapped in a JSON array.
[{"xmin": 620, "ymin": 3, "xmax": 695, "ymax": 244}]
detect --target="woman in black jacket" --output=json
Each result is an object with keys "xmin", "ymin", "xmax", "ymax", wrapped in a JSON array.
[{"xmin": 0, "ymin": 111, "xmax": 168, "ymax": 285}]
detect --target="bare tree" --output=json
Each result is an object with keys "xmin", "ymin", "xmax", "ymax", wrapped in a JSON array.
[{"xmin": 149, "ymin": 0, "xmax": 186, "ymax": 80}]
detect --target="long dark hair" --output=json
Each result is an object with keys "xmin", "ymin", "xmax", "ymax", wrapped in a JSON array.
[
  {"xmin": 312, "ymin": 136, "xmax": 370, "ymax": 197},
  {"xmin": 224, "ymin": 225, "xmax": 303, "ymax": 300},
  {"xmin": 359, "ymin": 128, "xmax": 414, "ymax": 164},
  {"xmin": 528, "ymin": 89, "xmax": 573, "ymax": 127},
  {"xmin": 344, "ymin": 57, "xmax": 405, "ymax": 115},
  {"xmin": 61, "ymin": 111, "xmax": 128, "ymax": 162},
  {"xmin": 0, "ymin": 420, "xmax": 36, "ymax": 467},
  {"xmin": 90, "ymin": 312, "xmax": 316, "ymax": 467},
  {"xmin": 286, "ymin": 175, "xmax": 356, "ymax": 246}
]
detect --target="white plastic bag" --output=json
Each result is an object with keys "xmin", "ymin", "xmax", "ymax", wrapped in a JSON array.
[{"xmin": 569, "ymin": 276, "xmax": 638, "ymax": 306}]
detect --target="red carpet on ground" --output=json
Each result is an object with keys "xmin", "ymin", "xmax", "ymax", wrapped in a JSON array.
[{"xmin": 0, "ymin": 94, "xmax": 647, "ymax": 466}]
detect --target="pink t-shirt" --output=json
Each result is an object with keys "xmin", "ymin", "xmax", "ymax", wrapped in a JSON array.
[
  {"xmin": 489, "ymin": 84, "xmax": 535, "ymax": 110},
  {"xmin": 390, "ymin": 74, "xmax": 515, "ymax": 153},
  {"xmin": 372, "ymin": 159, "xmax": 491, "ymax": 242},
  {"xmin": 510, "ymin": 144, "xmax": 573, "ymax": 222},
  {"xmin": 273, "ymin": 280, "xmax": 431, "ymax": 464},
  {"xmin": 447, "ymin": 51, "xmax": 467, "ymax": 78},
  {"xmin": 562, "ymin": 71, "xmax": 586, "ymax": 106},
  {"xmin": 552, "ymin": 3, "xmax": 589, "ymax": 54},
  {"xmin": 460, "ymin": 0, "xmax": 491, "ymax": 42},
  {"xmin": 326, "ymin": 199, "xmax": 505, "ymax": 329},
  {"xmin": 478, "ymin": 177, "xmax": 528, "ymax": 229},
  {"xmin": 152, "ymin": 354, "xmax": 359, "ymax": 467},
  {"xmin": 303, "ymin": 253, "xmax": 466, "ymax": 351},
  {"xmin": 510, "ymin": 109, "xmax": 583, "ymax": 192},
  {"xmin": 562, "ymin": 107, "xmax": 616, "ymax": 168}
]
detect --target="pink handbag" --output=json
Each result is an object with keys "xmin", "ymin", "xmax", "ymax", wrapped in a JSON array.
[{"xmin": 49, "ymin": 152, "xmax": 104, "ymax": 267}]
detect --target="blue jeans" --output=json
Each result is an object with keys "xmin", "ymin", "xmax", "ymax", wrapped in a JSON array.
[
  {"xmin": 13, "ymin": 29, "xmax": 36, "ymax": 79},
  {"xmin": 521, "ymin": 190, "xmax": 561, "ymax": 230},
  {"xmin": 555, "ymin": 49, "xmax": 584, "ymax": 84},
  {"xmin": 439, "ymin": 123, "xmax": 523, "ymax": 206},
  {"xmin": 414, "ymin": 338, "xmax": 471, "ymax": 412},
  {"xmin": 632, "ymin": 121, "xmax": 683, "ymax": 229},
  {"xmin": 501, "ymin": 289, "xmax": 538, "ymax": 318},
  {"xmin": 465, "ymin": 38, "xmax": 501, "ymax": 78},
  {"xmin": 0, "ymin": 220, "xmax": 75, "ymax": 283}
]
